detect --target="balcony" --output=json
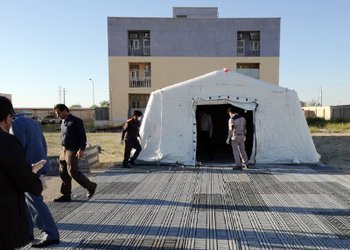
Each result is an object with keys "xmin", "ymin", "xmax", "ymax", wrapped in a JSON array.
[
  {"xmin": 128, "ymin": 31, "xmax": 151, "ymax": 56},
  {"xmin": 237, "ymin": 31, "xmax": 260, "ymax": 57},
  {"xmin": 129, "ymin": 77, "xmax": 151, "ymax": 88}
]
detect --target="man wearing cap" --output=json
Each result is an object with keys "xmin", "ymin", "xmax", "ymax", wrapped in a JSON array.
[{"xmin": 121, "ymin": 110, "xmax": 142, "ymax": 167}]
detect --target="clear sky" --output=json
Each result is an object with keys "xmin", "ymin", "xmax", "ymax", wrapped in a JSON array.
[{"xmin": 1, "ymin": 0, "xmax": 349, "ymax": 108}]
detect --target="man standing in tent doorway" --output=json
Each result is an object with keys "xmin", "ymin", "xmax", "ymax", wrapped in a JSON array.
[
  {"xmin": 199, "ymin": 111, "xmax": 213, "ymax": 160},
  {"xmin": 121, "ymin": 110, "xmax": 143, "ymax": 168},
  {"xmin": 226, "ymin": 107, "xmax": 249, "ymax": 170}
]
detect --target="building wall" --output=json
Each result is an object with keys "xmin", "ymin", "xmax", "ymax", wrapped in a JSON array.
[
  {"xmin": 173, "ymin": 7, "xmax": 218, "ymax": 18},
  {"xmin": 108, "ymin": 17, "xmax": 280, "ymax": 57},
  {"xmin": 302, "ymin": 105, "xmax": 350, "ymax": 121},
  {"xmin": 108, "ymin": 9, "xmax": 280, "ymax": 122},
  {"xmin": 302, "ymin": 107, "xmax": 332, "ymax": 120},
  {"xmin": 109, "ymin": 57, "xmax": 279, "ymax": 121},
  {"xmin": 14, "ymin": 108, "xmax": 95, "ymax": 121},
  {"xmin": 331, "ymin": 105, "xmax": 350, "ymax": 121}
]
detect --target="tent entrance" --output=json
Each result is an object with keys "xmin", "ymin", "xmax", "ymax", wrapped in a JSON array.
[{"xmin": 195, "ymin": 104, "xmax": 254, "ymax": 165}]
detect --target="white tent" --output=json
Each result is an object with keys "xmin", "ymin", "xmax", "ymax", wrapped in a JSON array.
[{"xmin": 138, "ymin": 69, "xmax": 320, "ymax": 165}]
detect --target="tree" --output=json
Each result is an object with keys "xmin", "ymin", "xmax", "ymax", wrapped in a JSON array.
[
  {"xmin": 99, "ymin": 100, "xmax": 110, "ymax": 107},
  {"xmin": 307, "ymin": 99, "xmax": 321, "ymax": 107},
  {"xmin": 300, "ymin": 101, "xmax": 307, "ymax": 107}
]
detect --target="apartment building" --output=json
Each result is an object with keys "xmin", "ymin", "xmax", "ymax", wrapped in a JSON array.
[{"xmin": 108, "ymin": 7, "xmax": 280, "ymax": 122}]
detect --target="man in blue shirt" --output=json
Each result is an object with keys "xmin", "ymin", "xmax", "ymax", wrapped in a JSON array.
[{"xmin": 11, "ymin": 114, "xmax": 60, "ymax": 248}]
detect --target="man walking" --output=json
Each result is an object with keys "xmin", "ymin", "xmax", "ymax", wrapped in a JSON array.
[
  {"xmin": 121, "ymin": 110, "xmax": 142, "ymax": 168},
  {"xmin": 11, "ymin": 115, "xmax": 60, "ymax": 248},
  {"xmin": 53, "ymin": 104, "xmax": 97, "ymax": 202},
  {"xmin": 226, "ymin": 107, "xmax": 249, "ymax": 170}
]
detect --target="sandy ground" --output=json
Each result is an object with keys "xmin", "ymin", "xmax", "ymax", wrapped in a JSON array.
[
  {"xmin": 42, "ymin": 171, "xmax": 103, "ymax": 203},
  {"xmin": 312, "ymin": 133, "xmax": 350, "ymax": 171},
  {"xmin": 41, "ymin": 133, "xmax": 350, "ymax": 202}
]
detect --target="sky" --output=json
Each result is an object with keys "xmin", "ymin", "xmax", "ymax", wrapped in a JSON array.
[{"xmin": 1, "ymin": 0, "xmax": 349, "ymax": 108}]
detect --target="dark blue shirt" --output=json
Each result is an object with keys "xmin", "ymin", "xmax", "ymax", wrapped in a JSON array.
[{"xmin": 60, "ymin": 114, "xmax": 87, "ymax": 151}]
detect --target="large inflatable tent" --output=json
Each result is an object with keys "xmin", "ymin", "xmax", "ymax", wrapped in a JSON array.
[{"xmin": 138, "ymin": 69, "xmax": 320, "ymax": 166}]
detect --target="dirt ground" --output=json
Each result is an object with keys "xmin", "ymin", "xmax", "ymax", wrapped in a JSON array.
[
  {"xmin": 43, "ymin": 132, "xmax": 122, "ymax": 202},
  {"xmin": 41, "ymin": 132, "xmax": 350, "ymax": 202},
  {"xmin": 312, "ymin": 133, "xmax": 350, "ymax": 170},
  {"xmin": 45, "ymin": 132, "xmax": 350, "ymax": 168}
]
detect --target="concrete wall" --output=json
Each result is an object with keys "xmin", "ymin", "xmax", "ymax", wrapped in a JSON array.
[
  {"xmin": 331, "ymin": 105, "xmax": 350, "ymax": 121},
  {"xmin": 303, "ymin": 105, "xmax": 350, "ymax": 121},
  {"xmin": 14, "ymin": 108, "xmax": 95, "ymax": 121},
  {"xmin": 302, "ymin": 107, "xmax": 332, "ymax": 120}
]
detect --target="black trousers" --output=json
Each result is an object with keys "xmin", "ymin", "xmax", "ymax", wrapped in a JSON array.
[
  {"xmin": 59, "ymin": 149, "xmax": 95, "ymax": 196},
  {"xmin": 123, "ymin": 139, "xmax": 142, "ymax": 165},
  {"xmin": 199, "ymin": 131, "xmax": 213, "ymax": 160}
]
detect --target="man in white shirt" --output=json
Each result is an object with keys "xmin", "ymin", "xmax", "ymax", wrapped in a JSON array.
[
  {"xmin": 199, "ymin": 111, "xmax": 213, "ymax": 160},
  {"xmin": 226, "ymin": 107, "xmax": 249, "ymax": 170}
]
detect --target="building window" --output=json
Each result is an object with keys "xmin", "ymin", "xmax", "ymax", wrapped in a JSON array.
[
  {"xmin": 143, "ymin": 39, "xmax": 150, "ymax": 56},
  {"xmin": 129, "ymin": 94, "xmax": 150, "ymax": 116},
  {"xmin": 129, "ymin": 63, "xmax": 151, "ymax": 88},
  {"xmin": 237, "ymin": 39, "xmax": 245, "ymax": 56},
  {"xmin": 251, "ymin": 41, "xmax": 260, "ymax": 51},
  {"xmin": 236, "ymin": 63, "xmax": 260, "ymax": 79},
  {"xmin": 130, "ymin": 39, "xmax": 139, "ymax": 49},
  {"xmin": 237, "ymin": 31, "xmax": 260, "ymax": 56}
]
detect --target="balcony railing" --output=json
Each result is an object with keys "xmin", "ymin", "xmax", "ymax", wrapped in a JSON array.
[
  {"xmin": 128, "ymin": 46, "xmax": 151, "ymax": 56},
  {"xmin": 143, "ymin": 47, "xmax": 150, "ymax": 56},
  {"xmin": 237, "ymin": 51, "xmax": 260, "ymax": 57},
  {"xmin": 129, "ymin": 77, "xmax": 151, "ymax": 88}
]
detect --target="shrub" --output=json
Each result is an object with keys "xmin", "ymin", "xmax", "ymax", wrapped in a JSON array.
[{"xmin": 306, "ymin": 117, "xmax": 326, "ymax": 127}]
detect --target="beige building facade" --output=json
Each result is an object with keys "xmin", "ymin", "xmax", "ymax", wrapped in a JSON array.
[{"xmin": 108, "ymin": 7, "xmax": 281, "ymax": 122}]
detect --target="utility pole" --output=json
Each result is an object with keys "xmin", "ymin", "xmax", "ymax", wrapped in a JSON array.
[
  {"xmin": 89, "ymin": 78, "xmax": 95, "ymax": 106},
  {"xmin": 320, "ymin": 87, "xmax": 323, "ymax": 106},
  {"xmin": 58, "ymin": 86, "xmax": 62, "ymax": 103},
  {"xmin": 63, "ymin": 88, "xmax": 66, "ymax": 104}
]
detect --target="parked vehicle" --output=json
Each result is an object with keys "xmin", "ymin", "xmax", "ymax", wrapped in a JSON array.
[
  {"xmin": 41, "ymin": 115, "xmax": 61, "ymax": 124},
  {"xmin": 32, "ymin": 116, "xmax": 43, "ymax": 123}
]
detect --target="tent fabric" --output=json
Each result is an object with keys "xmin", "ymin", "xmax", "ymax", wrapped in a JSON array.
[{"xmin": 138, "ymin": 69, "xmax": 320, "ymax": 165}]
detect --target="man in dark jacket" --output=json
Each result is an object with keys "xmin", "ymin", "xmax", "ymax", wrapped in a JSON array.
[
  {"xmin": 53, "ymin": 104, "xmax": 97, "ymax": 202},
  {"xmin": 121, "ymin": 110, "xmax": 142, "ymax": 167},
  {"xmin": 0, "ymin": 96, "xmax": 43, "ymax": 249}
]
